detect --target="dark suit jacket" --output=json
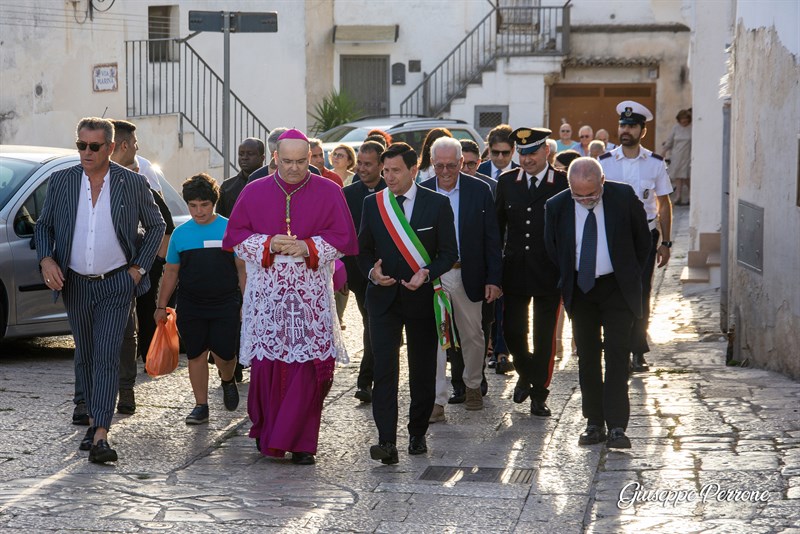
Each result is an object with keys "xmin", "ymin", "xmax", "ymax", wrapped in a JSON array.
[
  {"xmin": 470, "ymin": 171, "xmax": 496, "ymax": 198},
  {"xmin": 358, "ymin": 185, "xmax": 458, "ymax": 316},
  {"xmin": 496, "ymin": 165, "xmax": 569, "ymax": 296},
  {"xmin": 419, "ymin": 173, "xmax": 502, "ymax": 302},
  {"xmin": 544, "ymin": 180, "xmax": 651, "ymax": 316},
  {"xmin": 34, "ymin": 162, "xmax": 166, "ymax": 299},
  {"xmin": 343, "ymin": 178, "xmax": 386, "ymax": 295},
  {"xmin": 477, "ymin": 161, "xmax": 519, "ymax": 180}
]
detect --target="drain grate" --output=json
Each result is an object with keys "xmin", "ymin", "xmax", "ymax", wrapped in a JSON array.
[{"xmin": 418, "ymin": 466, "xmax": 533, "ymax": 485}]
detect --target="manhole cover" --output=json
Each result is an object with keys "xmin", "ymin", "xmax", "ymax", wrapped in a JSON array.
[{"xmin": 418, "ymin": 466, "xmax": 533, "ymax": 484}]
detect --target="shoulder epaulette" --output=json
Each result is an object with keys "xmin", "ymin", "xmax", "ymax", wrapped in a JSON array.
[
  {"xmin": 650, "ymin": 153, "xmax": 664, "ymax": 161},
  {"xmin": 599, "ymin": 152, "xmax": 612, "ymax": 160}
]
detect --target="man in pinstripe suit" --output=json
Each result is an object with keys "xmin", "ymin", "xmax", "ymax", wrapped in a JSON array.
[{"xmin": 35, "ymin": 117, "xmax": 165, "ymax": 463}]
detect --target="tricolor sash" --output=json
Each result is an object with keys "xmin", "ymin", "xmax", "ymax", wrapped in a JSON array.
[{"xmin": 375, "ymin": 190, "xmax": 457, "ymax": 349}]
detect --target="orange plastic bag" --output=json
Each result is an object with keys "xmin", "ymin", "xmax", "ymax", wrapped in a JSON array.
[{"xmin": 145, "ymin": 307, "xmax": 179, "ymax": 377}]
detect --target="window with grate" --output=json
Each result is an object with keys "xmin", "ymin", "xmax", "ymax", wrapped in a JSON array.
[
  {"xmin": 148, "ymin": 6, "xmax": 178, "ymax": 62},
  {"xmin": 475, "ymin": 105, "xmax": 509, "ymax": 139}
]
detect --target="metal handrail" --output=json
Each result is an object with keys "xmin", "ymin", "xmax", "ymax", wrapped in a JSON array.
[
  {"xmin": 125, "ymin": 38, "xmax": 270, "ymax": 174},
  {"xmin": 399, "ymin": 5, "xmax": 570, "ymax": 117}
]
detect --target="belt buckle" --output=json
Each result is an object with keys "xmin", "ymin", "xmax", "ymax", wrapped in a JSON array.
[{"xmin": 86, "ymin": 273, "xmax": 103, "ymax": 281}]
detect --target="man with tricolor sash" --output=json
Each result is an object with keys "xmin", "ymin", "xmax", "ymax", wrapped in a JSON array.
[{"xmin": 357, "ymin": 142, "xmax": 458, "ymax": 465}]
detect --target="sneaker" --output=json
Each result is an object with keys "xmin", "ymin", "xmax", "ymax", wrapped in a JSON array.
[
  {"xmin": 117, "ymin": 388, "xmax": 136, "ymax": 415},
  {"xmin": 72, "ymin": 401, "xmax": 89, "ymax": 426},
  {"xmin": 221, "ymin": 378, "xmax": 239, "ymax": 411},
  {"xmin": 429, "ymin": 404, "xmax": 446, "ymax": 423},
  {"xmin": 185, "ymin": 404, "xmax": 209, "ymax": 425}
]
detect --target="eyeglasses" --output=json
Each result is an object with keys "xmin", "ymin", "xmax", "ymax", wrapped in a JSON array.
[
  {"xmin": 279, "ymin": 157, "xmax": 308, "ymax": 167},
  {"xmin": 571, "ymin": 186, "xmax": 604, "ymax": 202},
  {"xmin": 463, "ymin": 161, "xmax": 479, "ymax": 169},
  {"xmin": 433, "ymin": 163, "xmax": 460, "ymax": 172},
  {"xmin": 331, "ymin": 152, "xmax": 347, "ymax": 159},
  {"xmin": 579, "ymin": 135, "xmax": 592, "ymax": 139},
  {"xmin": 76, "ymin": 141, "xmax": 107, "ymax": 152},
  {"xmin": 491, "ymin": 150, "xmax": 511, "ymax": 157}
]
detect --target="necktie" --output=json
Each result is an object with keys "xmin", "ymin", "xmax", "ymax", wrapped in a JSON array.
[
  {"xmin": 577, "ymin": 208, "xmax": 597, "ymax": 293},
  {"xmin": 529, "ymin": 175, "xmax": 537, "ymax": 194},
  {"xmin": 396, "ymin": 195, "xmax": 406, "ymax": 216},
  {"xmin": 495, "ymin": 168, "xmax": 501, "ymax": 180}
]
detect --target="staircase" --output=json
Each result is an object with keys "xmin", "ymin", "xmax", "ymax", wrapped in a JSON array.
[
  {"xmin": 124, "ymin": 38, "xmax": 270, "ymax": 176},
  {"xmin": 681, "ymin": 232, "xmax": 722, "ymax": 295},
  {"xmin": 400, "ymin": 3, "xmax": 571, "ymax": 117}
]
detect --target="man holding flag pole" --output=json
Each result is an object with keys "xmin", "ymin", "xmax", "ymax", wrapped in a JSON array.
[{"xmin": 358, "ymin": 142, "xmax": 458, "ymax": 465}]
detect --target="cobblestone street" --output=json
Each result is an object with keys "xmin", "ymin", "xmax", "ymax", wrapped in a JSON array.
[{"xmin": 0, "ymin": 206, "xmax": 798, "ymax": 533}]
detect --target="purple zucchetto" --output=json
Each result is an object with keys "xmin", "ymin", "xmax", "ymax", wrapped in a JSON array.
[{"xmin": 277, "ymin": 128, "xmax": 309, "ymax": 142}]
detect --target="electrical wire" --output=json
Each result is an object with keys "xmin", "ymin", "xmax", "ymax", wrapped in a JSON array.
[{"xmin": 91, "ymin": 0, "xmax": 116, "ymax": 13}]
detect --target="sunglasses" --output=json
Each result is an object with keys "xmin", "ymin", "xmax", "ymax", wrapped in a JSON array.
[
  {"xmin": 491, "ymin": 150, "xmax": 511, "ymax": 157},
  {"xmin": 76, "ymin": 141, "xmax": 107, "ymax": 152}
]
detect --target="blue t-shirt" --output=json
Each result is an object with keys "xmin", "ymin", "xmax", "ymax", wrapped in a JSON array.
[{"xmin": 167, "ymin": 215, "xmax": 238, "ymax": 308}]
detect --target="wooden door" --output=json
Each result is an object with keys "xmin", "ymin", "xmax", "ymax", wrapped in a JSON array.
[{"xmin": 549, "ymin": 84, "xmax": 657, "ymax": 150}]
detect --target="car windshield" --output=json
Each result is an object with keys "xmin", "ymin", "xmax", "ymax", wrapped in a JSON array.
[
  {"xmin": 0, "ymin": 157, "xmax": 39, "ymax": 209},
  {"xmin": 318, "ymin": 125, "xmax": 372, "ymax": 143},
  {"xmin": 156, "ymin": 175, "xmax": 189, "ymax": 217}
]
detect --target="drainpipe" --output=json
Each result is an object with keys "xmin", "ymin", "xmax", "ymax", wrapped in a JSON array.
[{"xmin": 720, "ymin": 97, "xmax": 731, "ymax": 333}]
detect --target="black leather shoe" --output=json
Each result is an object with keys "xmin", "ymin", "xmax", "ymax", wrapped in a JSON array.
[
  {"xmin": 354, "ymin": 387, "xmax": 373, "ymax": 403},
  {"xmin": 512, "ymin": 380, "xmax": 530, "ymax": 404},
  {"xmin": 117, "ymin": 388, "xmax": 136, "ymax": 415},
  {"xmin": 79, "ymin": 426, "xmax": 96, "ymax": 451},
  {"xmin": 255, "ymin": 438, "xmax": 261, "ymax": 453},
  {"xmin": 631, "ymin": 353, "xmax": 650, "ymax": 373},
  {"xmin": 370, "ymin": 442, "xmax": 399, "ymax": 465},
  {"xmin": 447, "ymin": 388, "xmax": 466, "ymax": 404},
  {"xmin": 531, "ymin": 398, "xmax": 552, "ymax": 417},
  {"xmin": 480, "ymin": 378, "xmax": 488, "ymax": 397},
  {"xmin": 408, "ymin": 435, "xmax": 428, "ymax": 455},
  {"xmin": 578, "ymin": 425, "xmax": 607, "ymax": 445},
  {"xmin": 607, "ymin": 428, "xmax": 632, "ymax": 449},
  {"xmin": 88, "ymin": 439, "xmax": 118, "ymax": 463},
  {"xmin": 234, "ymin": 362, "xmax": 244, "ymax": 383},
  {"xmin": 72, "ymin": 401, "xmax": 89, "ymax": 426},
  {"xmin": 291, "ymin": 452, "xmax": 316, "ymax": 465},
  {"xmin": 495, "ymin": 355, "xmax": 514, "ymax": 375}
]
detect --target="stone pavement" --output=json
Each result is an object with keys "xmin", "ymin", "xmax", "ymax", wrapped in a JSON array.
[{"xmin": 0, "ymin": 205, "xmax": 798, "ymax": 532}]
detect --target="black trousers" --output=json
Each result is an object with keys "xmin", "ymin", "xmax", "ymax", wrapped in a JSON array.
[
  {"xmin": 449, "ymin": 301, "xmax": 493, "ymax": 392},
  {"xmin": 571, "ymin": 275, "xmax": 634, "ymax": 430},
  {"xmin": 631, "ymin": 229, "xmax": 660, "ymax": 355},
  {"xmin": 136, "ymin": 260, "xmax": 165, "ymax": 361},
  {"xmin": 503, "ymin": 292, "xmax": 561, "ymax": 401},
  {"xmin": 351, "ymin": 282, "xmax": 374, "ymax": 390},
  {"xmin": 370, "ymin": 297, "xmax": 437, "ymax": 444}
]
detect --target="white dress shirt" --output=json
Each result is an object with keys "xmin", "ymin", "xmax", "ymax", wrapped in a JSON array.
[
  {"xmin": 574, "ymin": 198, "xmax": 613, "ymax": 277},
  {"xmin": 527, "ymin": 167, "xmax": 549, "ymax": 189},
  {"xmin": 435, "ymin": 177, "xmax": 461, "ymax": 257},
  {"xmin": 490, "ymin": 162, "xmax": 513, "ymax": 180},
  {"xmin": 69, "ymin": 170, "xmax": 127, "ymax": 275},
  {"xmin": 397, "ymin": 182, "xmax": 419, "ymax": 220}
]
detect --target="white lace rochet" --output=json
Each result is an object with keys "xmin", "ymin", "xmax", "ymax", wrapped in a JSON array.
[{"xmin": 234, "ymin": 234, "xmax": 348, "ymax": 366}]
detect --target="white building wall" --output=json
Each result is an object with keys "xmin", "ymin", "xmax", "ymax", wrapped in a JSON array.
[
  {"xmin": 727, "ymin": 1, "xmax": 800, "ymax": 378},
  {"xmin": 686, "ymin": 0, "xmax": 735, "ymax": 249}
]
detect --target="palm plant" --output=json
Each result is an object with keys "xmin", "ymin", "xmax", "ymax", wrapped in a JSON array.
[{"xmin": 310, "ymin": 90, "xmax": 361, "ymax": 135}]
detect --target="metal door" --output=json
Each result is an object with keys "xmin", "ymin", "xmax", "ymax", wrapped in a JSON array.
[{"xmin": 340, "ymin": 55, "xmax": 389, "ymax": 117}]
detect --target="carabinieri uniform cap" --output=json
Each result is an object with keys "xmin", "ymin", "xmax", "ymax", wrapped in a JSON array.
[
  {"xmin": 617, "ymin": 101, "xmax": 653, "ymax": 125},
  {"xmin": 511, "ymin": 127, "xmax": 551, "ymax": 155}
]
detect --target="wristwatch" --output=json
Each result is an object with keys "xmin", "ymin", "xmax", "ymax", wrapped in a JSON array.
[
  {"xmin": 661, "ymin": 241, "xmax": 673, "ymax": 248},
  {"xmin": 132, "ymin": 265, "xmax": 147, "ymax": 276}
]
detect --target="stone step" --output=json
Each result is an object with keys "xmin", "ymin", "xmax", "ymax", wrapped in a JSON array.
[
  {"xmin": 706, "ymin": 251, "xmax": 721, "ymax": 267},
  {"xmin": 680, "ymin": 266, "xmax": 710, "ymax": 284}
]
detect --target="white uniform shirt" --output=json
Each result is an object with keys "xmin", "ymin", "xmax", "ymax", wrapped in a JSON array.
[
  {"xmin": 69, "ymin": 170, "xmax": 128, "ymax": 275},
  {"xmin": 599, "ymin": 145, "xmax": 672, "ymax": 220},
  {"xmin": 574, "ymin": 198, "xmax": 613, "ymax": 277}
]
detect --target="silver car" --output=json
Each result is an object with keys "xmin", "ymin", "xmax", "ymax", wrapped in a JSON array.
[{"xmin": 0, "ymin": 145, "xmax": 189, "ymax": 340}]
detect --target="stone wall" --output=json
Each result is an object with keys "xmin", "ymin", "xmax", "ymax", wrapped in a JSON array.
[{"xmin": 728, "ymin": 23, "xmax": 800, "ymax": 379}]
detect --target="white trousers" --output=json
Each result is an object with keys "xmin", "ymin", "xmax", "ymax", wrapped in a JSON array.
[{"xmin": 434, "ymin": 268, "xmax": 486, "ymax": 405}]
